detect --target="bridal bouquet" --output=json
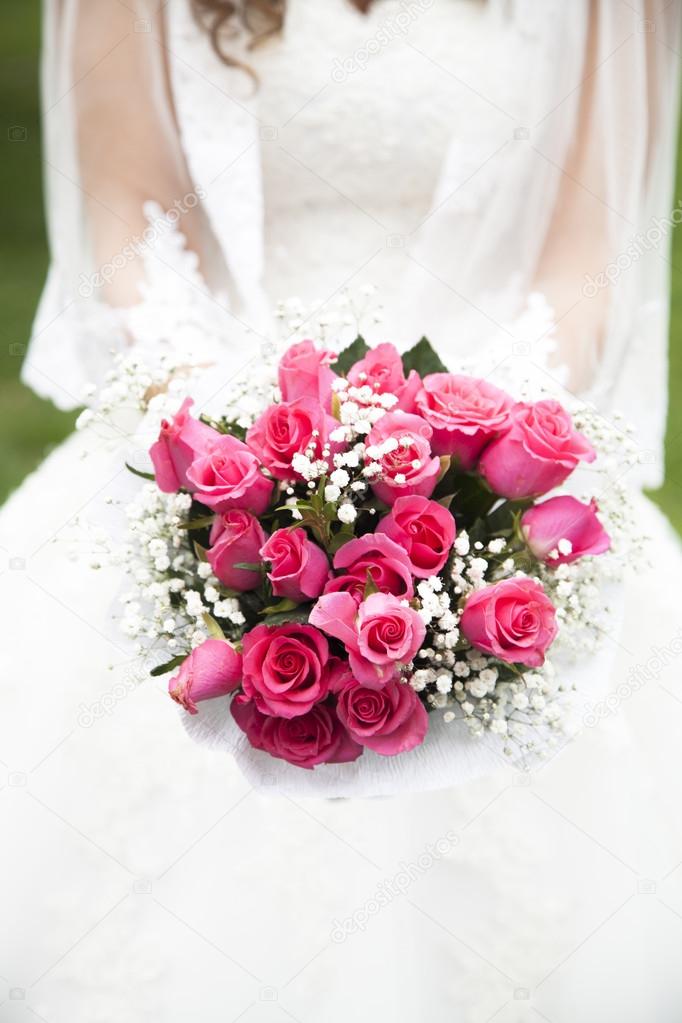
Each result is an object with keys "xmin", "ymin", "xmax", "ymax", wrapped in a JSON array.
[{"xmin": 119, "ymin": 334, "xmax": 622, "ymax": 774}]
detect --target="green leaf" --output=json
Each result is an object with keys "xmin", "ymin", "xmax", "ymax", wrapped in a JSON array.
[
  {"xmin": 233, "ymin": 562, "xmax": 262, "ymax": 572},
  {"xmin": 328, "ymin": 523, "xmax": 356, "ymax": 555},
  {"xmin": 434, "ymin": 466, "xmax": 496, "ymax": 524},
  {"xmin": 363, "ymin": 569, "xmax": 380, "ymax": 599},
  {"xmin": 335, "ymin": 335, "xmax": 369, "ymax": 375},
  {"xmin": 202, "ymin": 612, "xmax": 226, "ymax": 639},
  {"xmin": 262, "ymin": 605, "xmax": 313, "ymax": 626},
  {"xmin": 178, "ymin": 515, "xmax": 215, "ymax": 531},
  {"xmin": 485, "ymin": 499, "xmax": 533, "ymax": 535},
  {"xmin": 262, "ymin": 597, "xmax": 299, "ymax": 615},
  {"xmin": 193, "ymin": 541, "xmax": 209, "ymax": 563},
  {"xmin": 150, "ymin": 654, "xmax": 187, "ymax": 677},
  {"xmin": 400, "ymin": 337, "xmax": 449, "ymax": 377},
  {"xmin": 125, "ymin": 462, "xmax": 156, "ymax": 482}
]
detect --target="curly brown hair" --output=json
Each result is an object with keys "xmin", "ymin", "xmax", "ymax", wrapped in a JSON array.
[{"xmin": 192, "ymin": 0, "xmax": 373, "ymax": 69}]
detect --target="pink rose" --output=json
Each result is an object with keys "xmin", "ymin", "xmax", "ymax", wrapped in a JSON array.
[
  {"xmin": 365, "ymin": 411, "xmax": 441, "ymax": 507},
  {"xmin": 336, "ymin": 677, "xmax": 428, "ymax": 755},
  {"xmin": 260, "ymin": 527, "xmax": 330, "ymax": 603},
  {"xmin": 241, "ymin": 623, "xmax": 330, "ymax": 717},
  {"xmin": 310, "ymin": 591, "xmax": 426, "ymax": 686},
  {"xmin": 149, "ymin": 398, "xmax": 217, "ymax": 493},
  {"xmin": 377, "ymin": 496, "xmax": 455, "ymax": 578},
  {"xmin": 231, "ymin": 695, "xmax": 362, "ymax": 769},
  {"xmin": 246, "ymin": 397, "xmax": 339, "ymax": 481},
  {"xmin": 521, "ymin": 496, "xmax": 610, "ymax": 566},
  {"xmin": 168, "ymin": 638, "xmax": 242, "ymax": 715},
  {"xmin": 347, "ymin": 343, "xmax": 421, "ymax": 412},
  {"xmin": 207, "ymin": 510, "xmax": 267, "ymax": 591},
  {"xmin": 416, "ymin": 374, "xmax": 514, "ymax": 468},
  {"xmin": 278, "ymin": 339, "xmax": 337, "ymax": 410},
  {"xmin": 186, "ymin": 434, "xmax": 274, "ymax": 514},
  {"xmin": 459, "ymin": 577, "xmax": 558, "ymax": 668},
  {"xmin": 478, "ymin": 400, "xmax": 596, "ymax": 499},
  {"xmin": 324, "ymin": 532, "xmax": 414, "ymax": 602}
]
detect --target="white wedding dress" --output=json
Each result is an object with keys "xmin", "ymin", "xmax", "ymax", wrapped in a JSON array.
[{"xmin": 3, "ymin": 1, "xmax": 682, "ymax": 1020}]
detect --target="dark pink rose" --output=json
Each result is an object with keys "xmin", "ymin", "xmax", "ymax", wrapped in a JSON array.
[
  {"xmin": 168, "ymin": 638, "xmax": 242, "ymax": 715},
  {"xmin": 460, "ymin": 577, "xmax": 558, "ymax": 668},
  {"xmin": 324, "ymin": 532, "xmax": 414, "ymax": 602},
  {"xmin": 521, "ymin": 496, "xmax": 610, "ymax": 566},
  {"xmin": 365, "ymin": 410, "xmax": 441, "ymax": 507},
  {"xmin": 310, "ymin": 591, "xmax": 426, "ymax": 687},
  {"xmin": 336, "ymin": 677, "xmax": 428, "ymax": 755},
  {"xmin": 347, "ymin": 343, "xmax": 421, "ymax": 412},
  {"xmin": 149, "ymin": 398, "xmax": 217, "ymax": 493},
  {"xmin": 231, "ymin": 695, "xmax": 362, "ymax": 769},
  {"xmin": 207, "ymin": 510, "xmax": 267, "ymax": 591},
  {"xmin": 186, "ymin": 434, "xmax": 274, "ymax": 514},
  {"xmin": 278, "ymin": 339, "xmax": 337, "ymax": 410},
  {"xmin": 241, "ymin": 623, "xmax": 330, "ymax": 717},
  {"xmin": 415, "ymin": 374, "xmax": 514, "ymax": 468},
  {"xmin": 246, "ymin": 397, "xmax": 339, "ymax": 481},
  {"xmin": 260, "ymin": 527, "xmax": 330, "ymax": 603},
  {"xmin": 478, "ymin": 400, "xmax": 596, "ymax": 499},
  {"xmin": 377, "ymin": 495, "xmax": 455, "ymax": 578}
]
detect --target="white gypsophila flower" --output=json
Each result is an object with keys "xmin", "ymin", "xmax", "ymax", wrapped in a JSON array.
[
  {"xmin": 337, "ymin": 503, "xmax": 357, "ymax": 524},
  {"xmin": 330, "ymin": 468, "xmax": 350, "ymax": 488},
  {"xmin": 436, "ymin": 673, "xmax": 453, "ymax": 694},
  {"xmin": 324, "ymin": 484, "xmax": 341, "ymax": 503},
  {"xmin": 467, "ymin": 678, "xmax": 488, "ymax": 699}
]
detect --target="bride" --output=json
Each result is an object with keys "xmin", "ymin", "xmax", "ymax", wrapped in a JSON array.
[{"xmin": 2, "ymin": 0, "xmax": 682, "ymax": 1019}]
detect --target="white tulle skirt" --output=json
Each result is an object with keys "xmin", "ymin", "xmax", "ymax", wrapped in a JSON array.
[{"xmin": 2, "ymin": 423, "xmax": 682, "ymax": 1023}]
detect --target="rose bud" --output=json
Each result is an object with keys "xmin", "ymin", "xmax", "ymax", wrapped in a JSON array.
[
  {"xmin": 168, "ymin": 638, "xmax": 242, "ymax": 715},
  {"xmin": 365, "ymin": 410, "xmax": 441, "ymax": 507},
  {"xmin": 336, "ymin": 677, "xmax": 428, "ymax": 756},
  {"xmin": 241, "ymin": 623, "xmax": 330, "ymax": 717},
  {"xmin": 231, "ymin": 695, "xmax": 362, "ymax": 770},
  {"xmin": 324, "ymin": 532, "xmax": 414, "ymax": 602},
  {"xmin": 347, "ymin": 342, "xmax": 421, "ymax": 413},
  {"xmin": 310, "ymin": 591, "xmax": 426, "ymax": 687},
  {"xmin": 149, "ymin": 397, "xmax": 217, "ymax": 493},
  {"xmin": 377, "ymin": 495, "xmax": 455, "ymax": 578},
  {"xmin": 207, "ymin": 510, "xmax": 267, "ymax": 591},
  {"xmin": 278, "ymin": 339, "xmax": 337, "ymax": 410},
  {"xmin": 521, "ymin": 496, "xmax": 610, "ymax": 566},
  {"xmin": 186, "ymin": 434, "xmax": 274, "ymax": 514},
  {"xmin": 416, "ymin": 374, "xmax": 514, "ymax": 468},
  {"xmin": 260, "ymin": 528, "xmax": 329, "ymax": 603},
  {"xmin": 459, "ymin": 577, "xmax": 558, "ymax": 668},
  {"xmin": 246, "ymin": 397, "xmax": 341, "ymax": 481},
  {"xmin": 478, "ymin": 400, "xmax": 596, "ymax": 499}
]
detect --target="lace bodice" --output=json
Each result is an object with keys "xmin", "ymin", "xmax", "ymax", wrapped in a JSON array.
[{"xmin": 252, "ymin": 0, "xmax": 528, "ymax": 309}]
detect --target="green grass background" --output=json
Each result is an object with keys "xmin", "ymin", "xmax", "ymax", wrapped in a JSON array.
[{"xmin": 1, "ymin": 2, "xmax": 681, "ymax": 534}]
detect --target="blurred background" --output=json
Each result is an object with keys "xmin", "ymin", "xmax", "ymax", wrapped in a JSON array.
[{"xmin": 1, "ymin": 3, "xmax": 681, "ymax": 534}]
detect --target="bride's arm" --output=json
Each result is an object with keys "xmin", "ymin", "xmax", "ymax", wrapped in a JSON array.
[
  {"xmin": 72, "ymin": 0, "xmax": 212, "ymax": 307},
  {"xmin": 532, "ymin": 0, "xmax": 681, "ymax": 396},
  {"xmin": 24, "ymin": 0, "xmax": 225, "ymax": 407}
]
